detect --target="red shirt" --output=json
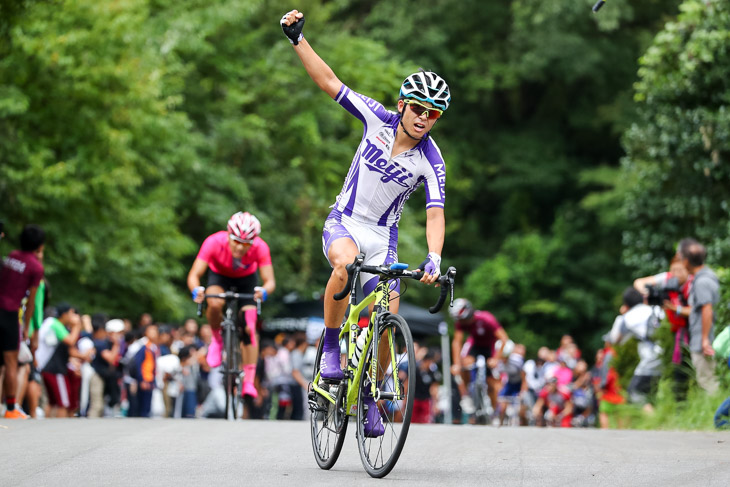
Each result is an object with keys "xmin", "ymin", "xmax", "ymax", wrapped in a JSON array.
[
  {"xmin": 0, "ymin": 250, "xmax": 44, "ymax": 311},
  {"xmin": 196, "ymin": 231, "xmax": 272, "ymax": 278},
  {"xmin": 456, "ymin": 310, "xmax": 501, "ymax": 349}
]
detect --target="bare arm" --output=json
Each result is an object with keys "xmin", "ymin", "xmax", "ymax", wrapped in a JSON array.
[
  {"xmin": 425, "ymin": 207, "xmax": 445, "ymax": 257},
  {"xmin": 282, "ymin": 10, "xmax": 342, "ymax": 99},
  {"xmin": 258, "ymin": 264, "xmax": 276, "ymax": 297},
  {"xmin": 493, "ymin": 327, "xmax": 509, "ymax": 359},
  {"xmin": 633, "ymin": 275, "xmax": 657, "ymax": 295},
  {"xmin": 292, "ymin": 369, "xmax": 308, "ymax": 389},
  {"xmin": 23, "ymin": 285, "xmax": 39, "ymax": 339},
  {"xmin": 701, "ymin": 303, "xmax": 715, "ymax": 355},
  {"xmin": 187, "ymin": 258, "xmax": 209, "ymax": 302},
  {"xmin": 451, "ymin": 330, "xmax": 464, "ymax": 368}
]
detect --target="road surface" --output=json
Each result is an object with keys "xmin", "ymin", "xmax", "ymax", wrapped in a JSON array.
[{"xmin": 1, "ymin": 419, "xmax": 728, "ymax": 486}]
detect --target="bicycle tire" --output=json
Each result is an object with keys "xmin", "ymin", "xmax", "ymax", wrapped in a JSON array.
[
  {"xmin": 223, "ymin": 314, "xmax": 240, "ymax": 420},
  {"xmin": 310, "ymin": 329, "xmax": 348, "ymax": 469},
  {"xmin": 356, "ymin": 313, "xmax": 415, "ymax": 478}
]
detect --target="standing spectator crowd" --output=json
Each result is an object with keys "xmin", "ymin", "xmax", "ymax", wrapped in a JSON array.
[{"xmin": 2, "ymin": 225, "xmax": 726, "ymax": 428}]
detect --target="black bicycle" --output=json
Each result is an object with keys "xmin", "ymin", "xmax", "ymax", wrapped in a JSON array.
[{"xmin": 198, "ymin": 291, "xmax": 260, "ymax": 420}]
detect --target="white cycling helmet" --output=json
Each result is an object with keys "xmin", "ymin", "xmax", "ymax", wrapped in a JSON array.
[
  {"xmin": 400, "ymin": 70, "xmax": 451, "ymax": 111},
  {"xmin": 449, "ymin": 298, "xmax": 474, "ymax": 321},
  {"xmin": 227, "ymin": 211, "xmax": 261, "ymax": 242}
]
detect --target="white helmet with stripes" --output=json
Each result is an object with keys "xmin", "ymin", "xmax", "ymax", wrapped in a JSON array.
[
  {"xmin": 449, "ymin": 298, "xmax": 474, "ymax": 321},
  {"xmin": 400, "ymin": 70, "xmax": 451, "ymax": 111},
  {"xmin": 227, "ymin": 211, "xmax": 261, "ymax": 242}
]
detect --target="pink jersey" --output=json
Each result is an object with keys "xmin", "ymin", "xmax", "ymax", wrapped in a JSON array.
[{"xmin": 196, "ymin": 231, "xmax": 271, "ymax": 278}]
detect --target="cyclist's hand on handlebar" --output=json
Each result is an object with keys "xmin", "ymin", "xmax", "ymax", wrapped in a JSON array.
[
  {"xmin": 254, "ymin": 286, "xmax": 268, "ymax": 302},
  {"xmin": 417, "ymin": 252, "xmax": 441, "ymax": 285},
  {"xmin": 191, "ymin": 286, "xmax": 205, "ymax": 304}
]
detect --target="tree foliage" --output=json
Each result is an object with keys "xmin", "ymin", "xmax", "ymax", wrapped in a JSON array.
[
  {"xmin": 621, "ymin": 0, "xmax": 730, "ymax": 272},
  {"xmin": 1, "ymin": 0, "xmax": 718, "ymax": 360}
]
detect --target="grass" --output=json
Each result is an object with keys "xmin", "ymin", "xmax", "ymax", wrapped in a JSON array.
[{"xmin": 611, "ymin": 378, "xmax": 730, "ymax": 431}]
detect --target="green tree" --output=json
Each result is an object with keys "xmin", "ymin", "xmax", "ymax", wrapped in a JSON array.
[
  {"xmin": 621, "ymin": 0, "xmax": 730, "ymax": 272},
  {"xmin": 0, "ymin": 0, "xmax": 199, "ymax": 317}
]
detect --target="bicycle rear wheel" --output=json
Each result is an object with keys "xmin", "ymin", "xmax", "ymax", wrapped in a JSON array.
[
  {"xmin": 224, "ymin": 317, "xmax": 241, "ymax": 420},
  {"xmin": 309, "ymin": 329, "xmax": 348, "ymax": 469},
  {"xmin": 356, "ymin": 313, "xmax": 415, "ymax": 478}
]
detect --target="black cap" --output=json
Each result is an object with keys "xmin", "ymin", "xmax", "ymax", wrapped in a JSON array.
[{"xmin": 56, "ymin": 302, "xmax": 77, "ymax": 317}]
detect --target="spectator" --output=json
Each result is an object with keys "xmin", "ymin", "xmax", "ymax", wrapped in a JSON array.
[
  {"xmin": 521, "ymin": 349, "xmax": 546, "ymax": 425},
  {"xmin": 134, "ymin": 324, "xmax": 159, "ymax": 418},
  {"xmin": 0, "ymin": 224, "xmax": 45, "ymax": 419},
  {"xmin": 634, "ymin": 255, "xmax": 693, "ymax": 400},
  {"xmin": 178, "ymin": 345, "xmax": 200, "ymax": 418},
  {"xmin": 156, "ymin": 342, "xmax": 182, "ymax": 418},
  {"xmin": 138, "ymin": 313, "xmax": 153, "ymax": 329},
  {"xmin": 680, "ymin": 242, "xmax": 720, "ymax": 394},
  {"xmin": 412, "ymin": 344, "xmax": 441, "ymax": 424},
  {"xmin": 570, "ymin": 360, "xmax": 594, "ymax": 427},
  {"xmin": 248, "ymin": 340, "xmax": 277, "ymax": 420},
  {"xmin": 606, "ymin": 288, "xmax": 662, "ymax": 407},
  {"xmin": 532, "ymin": 374, "xmax": 572, "ymax": 427},
  {"xmin": 158, "ymin": 325, "xmax": 173, "ymax": 356},
  {"xmin": 274, "ymin": 336, "xmax": 296, "ymax": 420},
  {"xmin": 557, "ymin": 335, "xmax": 580, "ymax": 369},
  {"xmin": 289, "ymin": 333, "xmax": 309, "ymax": 420},
  {"xmin": 89, "ymin": 318, "xmax": 123, "ymax": 418},
  {"xmin": 183, "ymin": 318, "xmax": 204, "ymax": 349},
  {"xmin": 593, "ymin": 346, "xmax": 625, "ymax": 429},
  {"xmin": 36, "ymin": 303, "xmax": 91, "ymax": 417},
  {"xmin": 497, "ymin": 343, "xmax": 525, "ymax": 426}
]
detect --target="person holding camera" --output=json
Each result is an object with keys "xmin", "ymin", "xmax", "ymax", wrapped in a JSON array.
[
  {"xmin": 634, "ymin": 255, "xmax": 692, "ymax": 399},
  {"xmin": 606, "ymin": 288, "xmax": 662, "ymax": 408},
  {"xmin": 679, "ymin": 242, "xmax": 720, "ymax": 394}
]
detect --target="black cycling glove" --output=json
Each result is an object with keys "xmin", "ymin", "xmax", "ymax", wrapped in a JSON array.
[{"xmin": 281, "ymin": 14, "xmax": 305, "ymax": 45}]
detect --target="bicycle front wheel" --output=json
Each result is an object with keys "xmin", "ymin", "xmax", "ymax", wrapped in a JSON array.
[
  {"xmin": 309, "ymin": 329, "xmax": 348, "ymax": 469},
  {"xmin": 356, "ymin": 313, "xmax": 415, "ymax": 478}
]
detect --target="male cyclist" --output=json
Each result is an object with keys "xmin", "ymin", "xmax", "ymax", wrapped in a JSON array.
[
  {"xmin": 449, "ymin": 298, "xmax": 509, "ymax": 418},
  {"xmin": 188, "ymin": 212, "xmax": 276, "ymax": 399},
  {"xmin": 281, "ymin": 9, "xmax": 449, "ymax": 437}
]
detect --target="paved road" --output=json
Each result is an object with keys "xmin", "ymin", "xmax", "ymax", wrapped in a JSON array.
[{"xmin": 1, "ymin": 419, "xmax": 728, "ymax": 486}]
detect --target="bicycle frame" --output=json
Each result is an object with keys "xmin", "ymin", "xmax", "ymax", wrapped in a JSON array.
[{"xmin": 311, "ymin": 277, "xmax": 399, "ymax": 417}]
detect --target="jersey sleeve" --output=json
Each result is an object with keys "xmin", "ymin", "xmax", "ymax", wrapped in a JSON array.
[
  {"xmin": 51, "ymin": 320, "xmax": 70, "ymax": 342},
  {"xmin": 255, "ymin": 239, "xmax": 272, "ymax": 267},
  {"xmin": 422, "ymin": 141, "xmax": 446, "ymax": 210},
  {"xmin": 196, "ymin": 234, "xmax": 216, "ymax": 264},
  {"xmin": 334, "ymin": 84, "xmax": 393, "ymax": 128}
]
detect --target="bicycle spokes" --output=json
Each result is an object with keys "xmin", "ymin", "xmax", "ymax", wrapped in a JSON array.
[{"xmin": 356, "ymin": 314, "xmax": 415, "ymax": 478}]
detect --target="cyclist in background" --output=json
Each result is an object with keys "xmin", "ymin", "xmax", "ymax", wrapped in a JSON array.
[
  {"xmin": 449, "ymin": 298, "xmax": 510, "ymax": 418},
  {"xmin": 187, "ymin": 212, "xmax": 276, "ymax": 399}
]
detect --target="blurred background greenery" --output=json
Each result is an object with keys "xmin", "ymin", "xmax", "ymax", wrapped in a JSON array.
[{"xmin": 1, "ymin": 0, "xmax": 728, "ymax": 358}]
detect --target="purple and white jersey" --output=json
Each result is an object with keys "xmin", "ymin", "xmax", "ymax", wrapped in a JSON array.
[{"xmin": 332, "ymin": 84, "xmax": 446, "ymax": 227}]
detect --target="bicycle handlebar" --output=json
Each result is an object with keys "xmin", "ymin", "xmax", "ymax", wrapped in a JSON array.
[
  {"xmin": 196, "ymin": 291, "xmax": 260, "ymax": 317},
  {"xmin": 333, "ymin": 253, "xmax": 456, "ymax": 314}
]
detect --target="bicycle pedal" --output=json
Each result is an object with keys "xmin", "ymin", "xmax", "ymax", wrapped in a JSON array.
[{"xmin": 319, "ymin": 377, "xmax": 342, "ymax": 385}]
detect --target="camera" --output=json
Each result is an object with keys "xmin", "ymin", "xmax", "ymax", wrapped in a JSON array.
[{"xmin": 645, "ymin": 283, "xmax": 680, "ymax": 307}]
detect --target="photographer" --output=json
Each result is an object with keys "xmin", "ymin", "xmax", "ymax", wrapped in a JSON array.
[
  {"xmin": 680, "ymin": 242, "xmax": 720, "ymax": 394},
  {"xmin": 606, "ymin": 288, "xmax": 662, "ymax": 408},
  {"xmin": 634, "ymin": 255, "xmax": 692, "ymax": 399}
]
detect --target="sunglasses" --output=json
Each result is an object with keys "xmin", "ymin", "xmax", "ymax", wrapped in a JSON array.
[
  {"xmin": 229, "ymin": 234, "xmax": 254, "ymax": 245},
  {"xmin": 405, "ymin": 99, "xmax": 443, "ymax": 120}
]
